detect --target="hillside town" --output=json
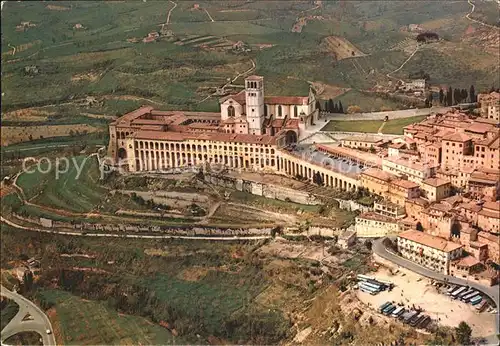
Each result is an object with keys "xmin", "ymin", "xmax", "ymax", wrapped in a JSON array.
[{"xmin": 108, "ymin": 84, "xmax": 499, "ymax": 288}]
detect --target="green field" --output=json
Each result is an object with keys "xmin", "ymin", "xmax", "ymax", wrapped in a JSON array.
[
  {"xmin": 1, "ymin": 0, "xmax": 496, "ymax": 128},
  {"xmin": 16, "ymin": 155, "xmax": 106, "ymax": 212},
  {"xmin": 37, "ymin": 289, "xmax": 180, "ymax": 345},
  {"xmin": 321, "ymin": 115, "xmax": 426, "ymax": 134},
  {"xmin": 1, "ymin": 299, "xmax": 19, "ymax": 330}
]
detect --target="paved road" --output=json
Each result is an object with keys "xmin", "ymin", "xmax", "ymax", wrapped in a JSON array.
[
  {"xmin": 373, "ymin": 238, "xmax": 500, "ymax": 337},
  {"xmin": 0, "ymin": 216, "xmax": 271, "ymax": 241},
  {"xmin": 0, "ymin": 285, "xmax": 56, "ymax": 346}
]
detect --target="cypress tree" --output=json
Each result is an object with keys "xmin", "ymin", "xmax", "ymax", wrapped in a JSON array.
[
  {"xmin": 469, "ymin": 85, "xmax": 476, "ymax": 102},
  {"xmin": 338, "ymin": 100, "xmax": 344, "ymax": 113},
  {"xmin": 324, "ymin": 101, "xmax": 329, "ymax": 112},
  {"xmin": 447, "ymin": 86, "xmax": 453, "ymax": 106},
  {"xmin": 439, "ymin": 89, "xmax": 444, "ymax": 104},
  {"xmin": 328, "ymin": 99, "xmax": 334, "ymax": 113}
]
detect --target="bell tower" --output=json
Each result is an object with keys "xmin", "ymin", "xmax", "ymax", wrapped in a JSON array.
[{"xmin": 245, "ymin": 75, "xmax": 265, "ymax": 135}]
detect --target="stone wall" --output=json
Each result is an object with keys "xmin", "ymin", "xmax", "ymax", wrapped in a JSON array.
[
  {"xmin": 205, "ymin": 173, "xmax": 319, "ymax": 205},
  {"xmin": 334, "ymin": 198, "xmax": 372, "ymax": 213}
]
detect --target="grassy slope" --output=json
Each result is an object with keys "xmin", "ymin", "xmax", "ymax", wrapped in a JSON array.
[
  {"xmin": 16, "ymin": 155, "xmax": 106, "ymax": 212},
  {"xmin": 1, "ymin": 299, "xmax": 19, "ymax": 330},
  {"xmin": 38, "ymin": 289, "xmax": 180, "ymax": 345}
]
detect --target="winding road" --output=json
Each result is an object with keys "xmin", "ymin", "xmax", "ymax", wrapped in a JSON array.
[
  {"xmin": 373, "ymin": 237, "xmax": 500, "ymax": 337},
  {"xmin": 0, "ymin": 285, "xmax": 56, "ymax": 346},
  {"xmin": 466, "ymin": 0, "xmax": 500, "ymax": 30}
]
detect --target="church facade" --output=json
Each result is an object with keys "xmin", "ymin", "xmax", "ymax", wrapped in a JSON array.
[{"xmin": 104, "ymin": 75, "xmax": 363, "ymax": 191}]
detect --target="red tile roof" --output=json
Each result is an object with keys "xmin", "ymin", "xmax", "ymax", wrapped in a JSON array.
[
  {"xmin": 361, "ymin": 167, "xmax": 395, "ymax": 182},
  {"xmin": 392, "ymin": 179, "xmax": 419, "ymax": 189},
  {"xmin": 442, "ymin": 132, "xmax": 472, "ymax": 142},
  {"xmin": 264, "ymin": 96, "xmax": 308, "ymax": 105},
  {"xmin": 422, "ymin": 177, "xmax": 450, "ymax": 187},
  {"xmin": 398, "ymin": 230, "xmax": 463, "ymax": 252},
  {"xmin": 131, "ymin": 130, "xmax": 276, "ymax": 145}
]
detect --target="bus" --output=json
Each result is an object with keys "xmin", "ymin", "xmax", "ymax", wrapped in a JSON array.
[
  {"xmin": 357, "ymin": 274, "xmax": 375, "ymax": 282},
  {"xmin": 379, "ymin": 302, "xmax": 392, "ymax": 312},
  {"xmin": 359, "ymin": 283, "xmax": 379, "ymax": 295},
  {"xmin": 382, "ymin": 304, "xmax": 397, "ymax": 316},
  {"xmin": 403, "ymin": 311, "xmax": 419, "ymax": 324},
  {"xmin": 451, "ymin": 286, "xmax": 467, "ymax": 298},
  {"xmin": 461, "ymin": 291, "xmax": 479, "ymax": 303},
  {"xmin": 470, "ymin": 295, "xmax": 482, "ymax": 305},
  {"xmin": 418, "ymin": 316, "xmax": 431, "ymax": 329},
  {"xmin": 458, "ymin": 289, "xmax": 474, "ymax": 299},
  {"xmin": 475, "ymin": 300, "xmax": 488, "ymax": 312},
  {"xmin": 391, "ymin": 307, "xmax": 405, "ymax": 318},
  {"xmin": 410, "ymin": 314, "xmax": 427, "ymax": 327},
  {"xmin": 362, "ymin": 281, "xmax": 383, "ymax": 291},
  {"xmin": 447, "ymin": 285, "xmax": 457, "ymax": 295}
]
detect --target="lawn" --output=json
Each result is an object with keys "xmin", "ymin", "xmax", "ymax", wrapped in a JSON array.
[
  {"xmin": 17, "ymin": 155, "xmax": 107, "ymax": 212},
  {"xmin": 1, "ymin": 298, "xmax": 19, "ymax": 330},
  {"xmin": 321, "ymin": 119, "xmax": 383, "ymax": 133},
  {"xmin": 321, "ymin": 115, "xmax": 426, "ymax": 134},
  {"xmin": 37, "ymin": 289, "xmax": 181, "ymax": 345}
]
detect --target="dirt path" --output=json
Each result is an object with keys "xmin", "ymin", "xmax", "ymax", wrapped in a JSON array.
[
  {"xmin": 466, "ymin": 0, "xmax": 500, "ymax": 30},
  {"xmin": 204, "ymin": 8, "xmax": 215, "ymax": 22},
  {"xmin": 166, "ymin": 0, "xmax": 177, "ymax": 25},
  {"xmin": 196, "ymin": 58, "xmax": 255, "ymax": 104},
  {"xmin": 386, "ymin": 44, "xmax": 420, "ymax": 82}
]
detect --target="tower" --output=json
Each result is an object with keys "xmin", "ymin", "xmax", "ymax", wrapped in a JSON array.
[{"xmin": 245, "ymin": 75, "xmax": 265, "ymax": 135}]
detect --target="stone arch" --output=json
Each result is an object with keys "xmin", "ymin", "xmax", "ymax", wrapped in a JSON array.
[
  {"xmin": 284, "ymin": 130, "xmax": 298, "ymax": 146},
  {"xmin": 117, "ymin": 148, "xmax": 127, "ymax": 159}
]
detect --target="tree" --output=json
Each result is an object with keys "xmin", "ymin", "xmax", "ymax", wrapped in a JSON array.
[
  {"xmin": 333, "ymin": 102, "xmax": 339, "ymax": 113},
  {"xmin": 455, "ymin": 321, "xmax": 472, "ymax": 345},
  {"xmin": 338, "ymin": 100, "xmax": 344, "ymax": 113},
  {"xmin": 328, "ymin": 99, "xmax": 334, "ymax": 113},
  {"xmin": 453, "ymin": 88, "xmax": 461, "ymax": 104},
  {"xmin": 364, "ymin": 240, "xmax": 372, "ymax": 251},
  {"xmin": 416, "ymin": 222, "xmax": 424, "ymax": 232},
  {"xmin": 315, "ymin": 100, "xmax": 321, "ymax": 111},
  {"xmin": 324, "ymin": 100, "xmax": 328, "ymax": 112},
  {"xmin": 447, "ymin": 86, "xmax": 453, "ymax": 106},
  {"xmin": 469, "ymin": 85, "xmax": 476, "ymax": 102},
  {"xmin": 439, "ymin": 89, "xmax": 444, "ymax": 104},
  {"xmin": 461, "ymin": 89, "xmax": 468, "ymax": 103}
]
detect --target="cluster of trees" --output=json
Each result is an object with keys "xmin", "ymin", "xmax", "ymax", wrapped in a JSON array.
[
  {"xmin": 438, "ymin": 85, "xmax": 476, "ymax": 106},
  {"xmin": 416, "ymin": 32, "xmax": 439, "ymax": 43},
  {"xmin": 130, "ymin": 192, "xmax": 171, "ymax": 211},
  {"xmin": 322, "ymin": 99, "xmax": 345, "ymax": 114}
]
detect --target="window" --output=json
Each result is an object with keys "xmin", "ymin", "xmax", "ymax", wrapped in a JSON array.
[
  {"xmin": 294, "ymin": 105, "xmax": 298, "ymax": 117},
  {"xmin": 278, "ymin": 105, "xmax": 282, "ymax": 117},
  {"xmin": 227, "ymin": 106, "xmax": 235, "ymax": 117}
]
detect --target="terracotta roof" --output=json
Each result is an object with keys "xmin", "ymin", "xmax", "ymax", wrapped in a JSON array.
[
  {"xmin": 423, "ymin": 177, "xmax": 450, "ymax": 187},
  {"xmin": 389, "ymin": 143, "xmax": 406, "ymax": 149},
  {"xmin": 428, "ymin": 202, "xmax": 453, "ymax": 213},
  {"xmin": 392, "ymin": 179, "xmax": 419, "ymax": 189},
  {"xmin": 245, "ymin": 75, "xmax": 263, "ymax": 81},
  {"xmin": 478, "ymin": 209, "xmax": 500, "ymax": 219},
  {"xmin": 112, "ymin": 106, "xmax": 154, "ymax": 125},
  {"xmin": 442, "ymin": 132, "xmax": 472, "ymax": 142},
  {"xmin": 406, "ymin": 197, "xmax": 429, "ymax": 207},
  {"xmin": 131, "ymin": 130, "xmax": 276, "ymax": 145},
  {"xmin": 361, "ymin": 167, "xmax": 395, "ymax": 182},
  {"xmin": 452, "ymin": 256, "xmax": 480, "ymax": 268},
  {"xmin": 264, "ymin": 96, "xmax": 308, "ymax": 105},
  {"xmin": 466, "ymin": 123, "xmax": 494, "ymax": 134},
  {"xmin": 458, "ymin": 202, "xmax": 482, "ymax": 213},
  {"xmin": 383, "ymin": 156, "xmax": 438, "ymax": 171},
  {"xmin": 398, "ymin": 230, "xmax": 463, "ymax": 252},
  {"xmin": 342, "ymin": 135, "xmax": 383, "ymax": 143},
  {"xmin": 478, "ymin": 232, "xmax": 499, "ymax": 243},
  {"xmin": 220, "ymin": 90, "xmax": 246, "ymax": 104},
  {"xmin": 317, "ymin": 145, "xmax": 382, "ymax": 166},
  {"xmin": 483, "ymin": 201, "xmax": 500, "ymax": 212}
]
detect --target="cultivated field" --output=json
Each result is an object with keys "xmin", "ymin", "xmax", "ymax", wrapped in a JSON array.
[
  {"xmin": 39, "ymin": 289, "xmax": 180, "ymax": 345},
  {"xmin": 320, "ymin": 36, "xmax": 366, "ymax": 60},
  {"xmin": 1, "ymin": 125, "xmax": 101, "ymax": 146}
]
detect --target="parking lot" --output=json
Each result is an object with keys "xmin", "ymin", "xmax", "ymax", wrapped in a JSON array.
[
  {"xmin": 356, "ymin": 267, "xmax": 497, "ymax": 337},
  {"xmin": 291, "ymin": 144, "xmax": 368, "ymax": 175}
]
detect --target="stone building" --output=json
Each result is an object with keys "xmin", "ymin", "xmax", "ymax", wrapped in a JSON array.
[
  {"xmin": 397, "ymin": 230, "xmax": 463, "ymax": 275},
  {"xmin": 478, "ymin": 91, "xmax": 500, "ymax": 122}
]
